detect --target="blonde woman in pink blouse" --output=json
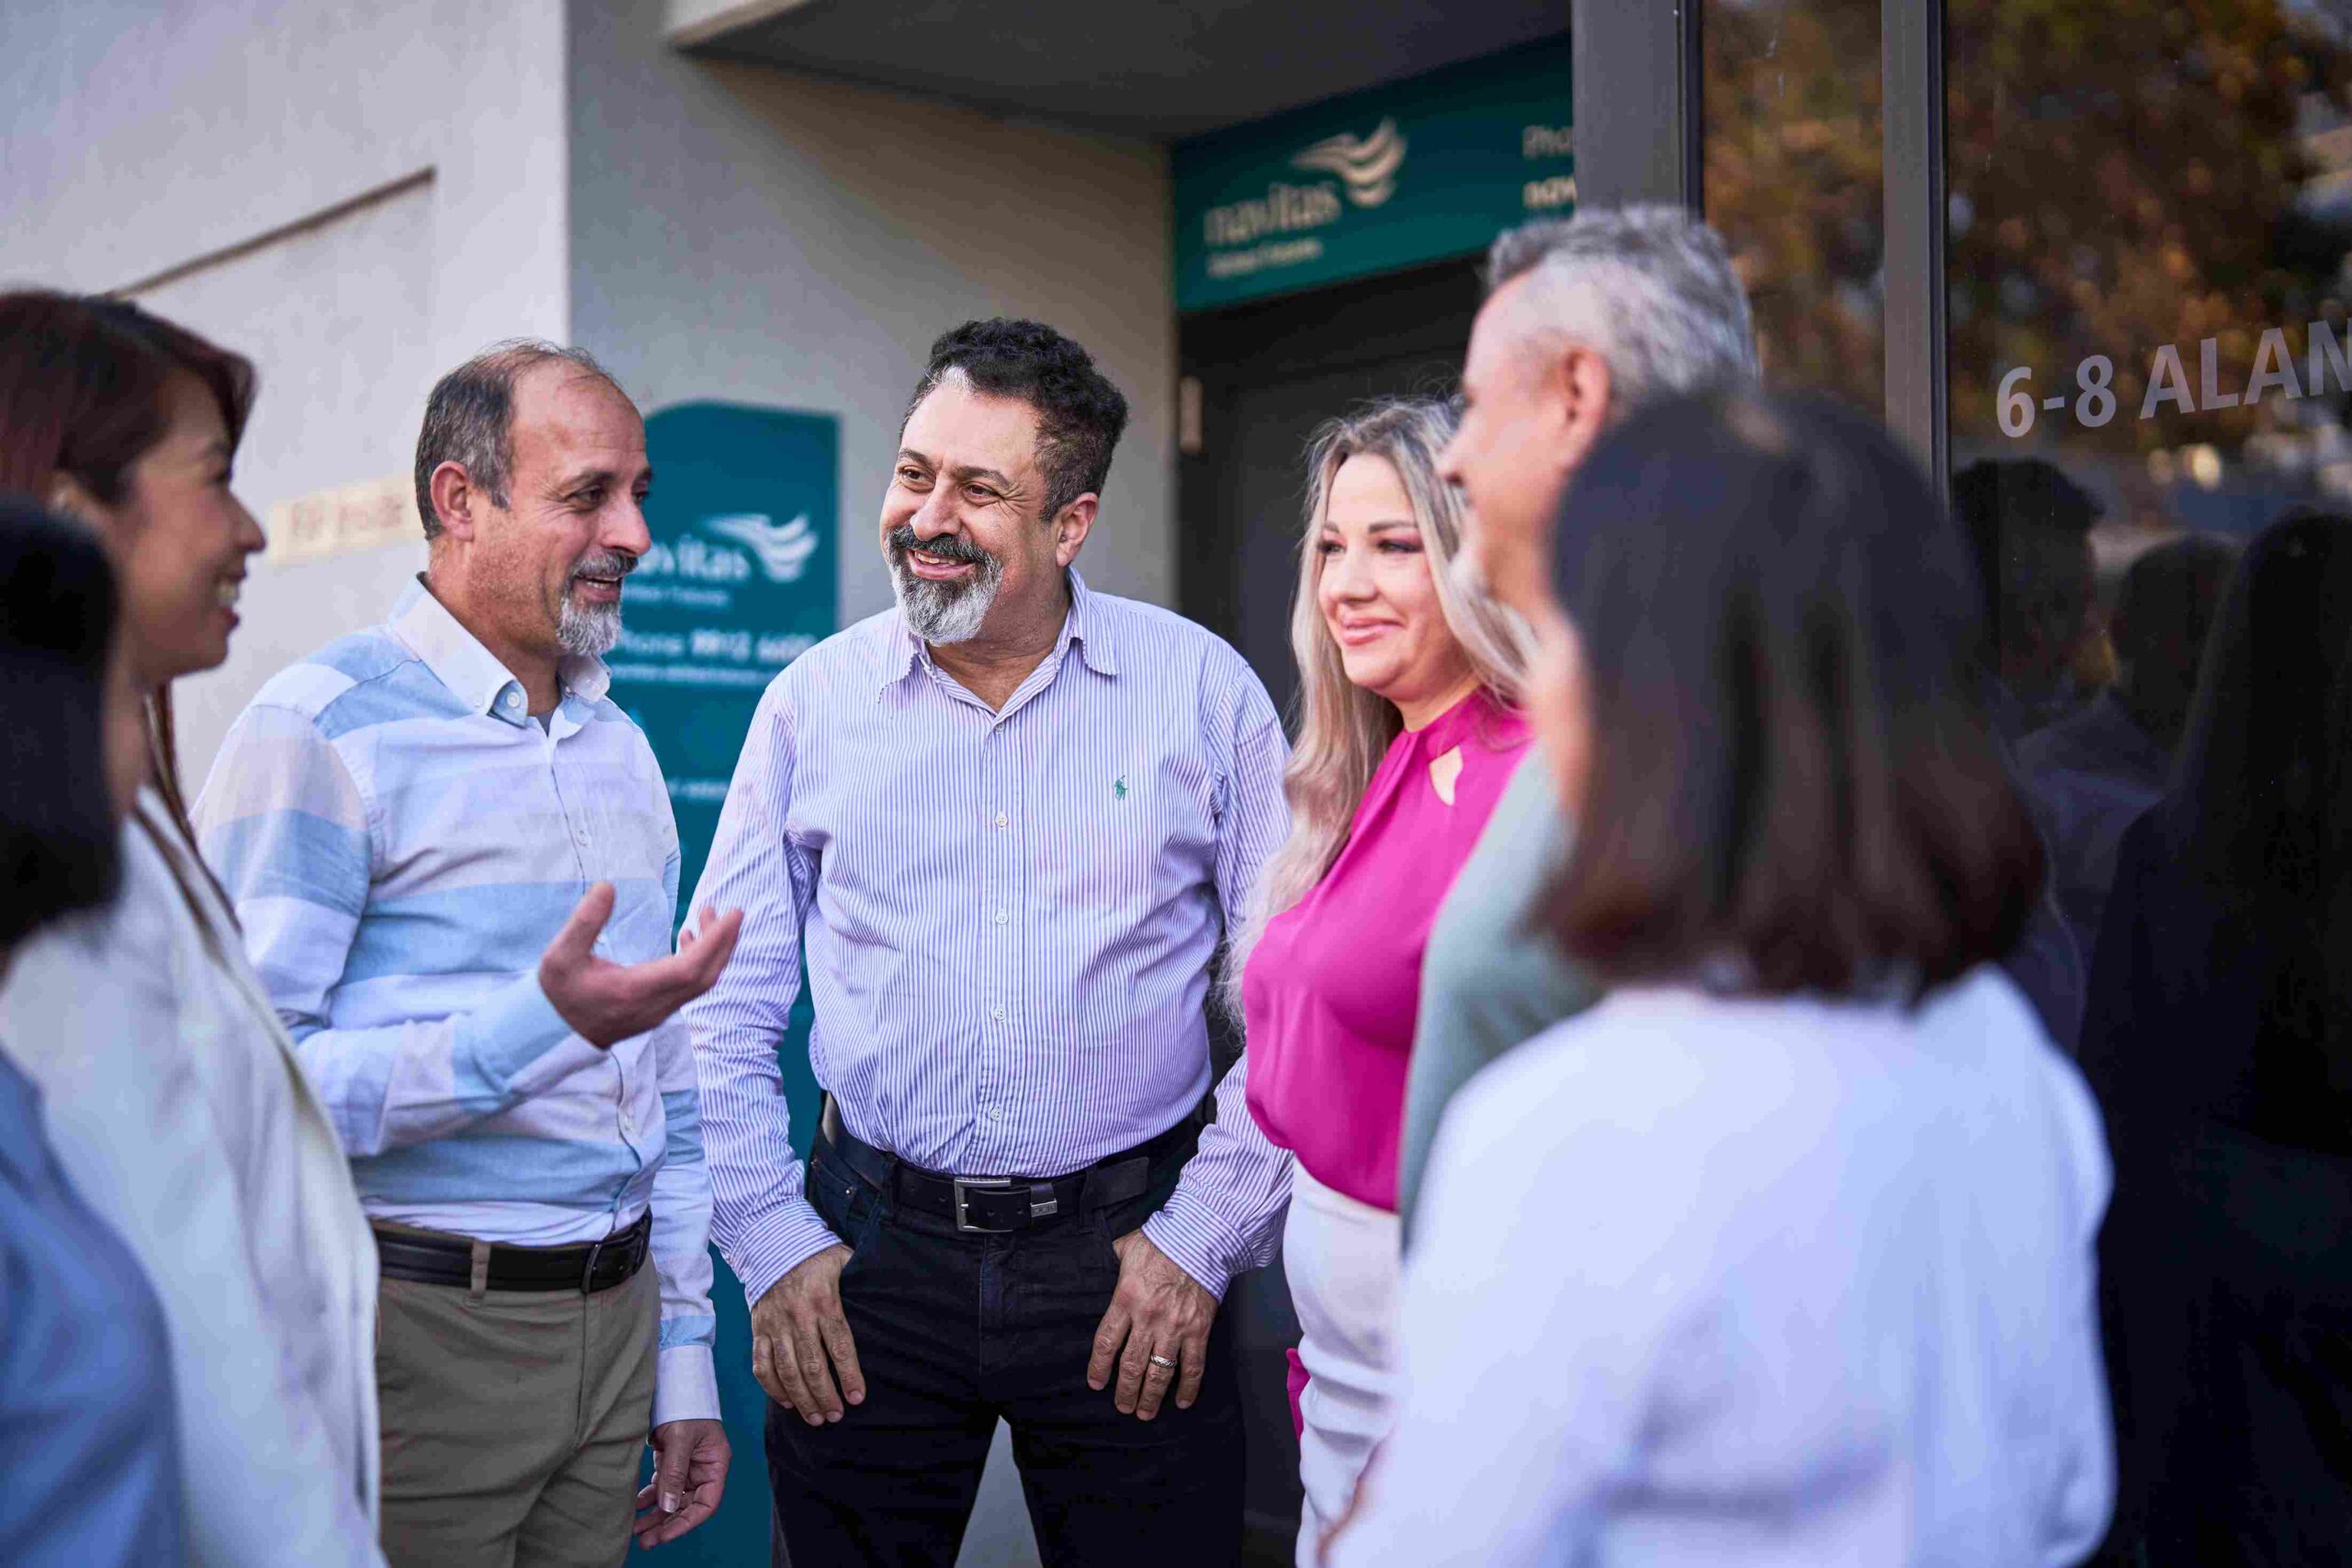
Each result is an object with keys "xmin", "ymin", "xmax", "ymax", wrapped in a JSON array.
[{"xmin": 1231, "ymin": 398, "xmax": 1533, "ymax": 1564}]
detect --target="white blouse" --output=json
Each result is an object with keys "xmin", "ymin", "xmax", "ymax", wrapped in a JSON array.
[
  {"xmin": 0, "ymin": 791, "xmax": 383, "ymax": 1568},
  {"xmin": 1332, "ymin": 967, "xmax": 2114, "ymax": 1568}
]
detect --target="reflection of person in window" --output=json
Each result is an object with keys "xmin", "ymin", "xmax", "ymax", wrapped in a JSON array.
[
  {"xmin": 2019, "ymin": 536, "xmax": 2235, "ymax": 966},
  {"xmin": 1952, "ymin": 457, "xmax": 2101, "ymax": 741},
  {"xmin": 2080, "ymin": 508, "xmax": 2352, "ymax": 1564}
]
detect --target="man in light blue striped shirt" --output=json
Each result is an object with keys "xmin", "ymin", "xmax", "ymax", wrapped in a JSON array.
[
  {"xmin": 687, "ymin": 320, "xmax": 1294, "ymax": 1565},
  {"xmin": 197, "ymin": 342, "xmax": 742, "ymax": 1567}
]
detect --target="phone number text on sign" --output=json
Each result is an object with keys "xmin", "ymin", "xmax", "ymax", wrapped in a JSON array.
[{"xmin": 1996, "ymin": 321, "xmax": 2352, "ymax": 438}]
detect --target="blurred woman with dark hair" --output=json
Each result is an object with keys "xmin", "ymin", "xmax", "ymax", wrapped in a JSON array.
[
  {"xmin": 2082, "ymin": 509, "xmax": 2352, "ymax": 1562},
  {"xmin": 1329, "ymin": 393, "xmax": 2114, "ymax": 1567},
  {"xmin": 0, "ymin": 292, "xmax": 383, "ymax": 1568},
  {"xmin": 0, "ymin": 500, "xmax": 183, "ymax": 1567}
]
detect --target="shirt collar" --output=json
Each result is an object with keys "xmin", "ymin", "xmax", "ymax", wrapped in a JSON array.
[
  {"xmin": 389, "ymin": 577, "xmax": 612, "ymax": 724},
  {"xmin": 875, "ymin": 568, "xmax": 1117, "ymax": 698}
]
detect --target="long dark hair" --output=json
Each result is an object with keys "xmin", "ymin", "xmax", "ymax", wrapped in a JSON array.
[
  {"xmin": 0, "ymin": 290, "xmax": 258, "ymax": 835},
  {"xmin": 0, "ymin": 499, "xmax": 125, "ymax": 949},
  {"xmin": 2155, "ymin": 511, "xmax": 2352, "ymax": 1101},
  {"xmin": 1542, "ymin": 391, "xmax": 2043, "ymax": 996}
]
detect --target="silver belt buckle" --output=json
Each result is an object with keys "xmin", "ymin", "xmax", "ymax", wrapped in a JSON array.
[{"xmin": 954, "ymin": 1176, "xmax": 1015, "ymax": 1234}]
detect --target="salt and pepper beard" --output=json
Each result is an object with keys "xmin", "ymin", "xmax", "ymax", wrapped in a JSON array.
[
  {"xmin": 887, "ymin": 525, "xmax": 1006, "ymax": 645},
  {"xmin": 556, "ymin": 549, "xmax": 636, "ymax": 658}
]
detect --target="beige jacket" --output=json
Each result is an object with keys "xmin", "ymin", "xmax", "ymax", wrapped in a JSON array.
[{"xmin": 0, "ymin": 790, "xmax": 383, "ymax": 1567}]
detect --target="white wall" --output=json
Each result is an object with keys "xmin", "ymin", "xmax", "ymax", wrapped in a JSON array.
[
  {"xmin": 565, "ymin": 0, "xmax": 1179, "ymax": 623},
  {"xmin": 128, "ymin": 178, "xmax": 438, "ymax": 775},
  {"xmin": 0, "ymin": 0, "xmax": 572, "ymax": 784}
]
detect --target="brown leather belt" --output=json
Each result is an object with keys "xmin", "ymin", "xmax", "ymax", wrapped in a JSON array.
[{"xmin": 372, "ymin": 1211, "xmax": 652, "ymax": 1293}]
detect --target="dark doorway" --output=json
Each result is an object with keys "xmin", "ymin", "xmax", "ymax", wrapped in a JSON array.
[
  {"xmin": 1180, "ymin": 258, "xmax": 1487, "ymax": 724},
  {"xmin": 1177, "ymin": 256, "xmax": 1483, "ymax": 1563}
]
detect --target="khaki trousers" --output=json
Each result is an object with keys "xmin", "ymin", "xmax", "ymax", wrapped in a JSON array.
[{"xmin": 378, "ymin": 1246, "xmax": 658, "ymax": 1568}]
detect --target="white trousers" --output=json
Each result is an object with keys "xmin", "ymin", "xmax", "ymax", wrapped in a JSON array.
[{"xmin": 1284, "ymin": 1165, "xmax": 1402, "ymax": 1567}]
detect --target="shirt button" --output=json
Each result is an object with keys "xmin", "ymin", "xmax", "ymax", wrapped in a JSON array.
[
  {"xmin": 994, "ymin": 812, "xmax": 1008, "ymax": 829},
  {"xmin": 990, "ymin": 1006, "xmax": 1006, "ymax": 1021},
  {"xmin": 987, "ymin": 1106, "xmax": 1004, "ymax": 1122},
  {"xmin": 993, "ymin": 909, "xmax": 1008, "ymax": 926},
  {"xmin": 503, "ymin": 691, "xmax": 521, "ymax": 711}
]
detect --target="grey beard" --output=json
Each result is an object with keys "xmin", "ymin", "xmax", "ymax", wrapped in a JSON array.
[
  {"xmin": 557, "ymin": 595, "xmax": 622, "ymax": 657},
  {"xmin": 890, "ymin": 552, "xmax": 1004, "ymax": 645}
]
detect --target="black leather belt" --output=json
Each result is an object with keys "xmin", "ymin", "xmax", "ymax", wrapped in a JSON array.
[
  {"xmin": 373, "ymin": 1211, "xmax": 652, "ymax": 1293},
  {"xmin": 817, "ymin": 1095, "xmax": 1202, "ymax": 1235}
]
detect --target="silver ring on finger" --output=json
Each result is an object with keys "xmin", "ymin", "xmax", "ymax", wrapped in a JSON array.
[{"xmin": 1148, "ymin": 1353, "xmax": 1179, "ymax": 1372}]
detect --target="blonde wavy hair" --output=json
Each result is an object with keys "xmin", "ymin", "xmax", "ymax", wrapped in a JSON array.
[{"xmin": 1224, "ymin": 397, "xmax": 1533, "ymax": 1017}]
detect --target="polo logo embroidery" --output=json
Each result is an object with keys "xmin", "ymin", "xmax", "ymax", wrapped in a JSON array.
[{"xmin": 1114, "ymin": 775, "xmax": 1129, "ymax": 800}]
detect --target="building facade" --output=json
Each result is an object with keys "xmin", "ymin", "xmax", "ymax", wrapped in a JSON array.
[{"xmin": 11, "ymin": 0, "xmax": 2349, "ymax": 1562}]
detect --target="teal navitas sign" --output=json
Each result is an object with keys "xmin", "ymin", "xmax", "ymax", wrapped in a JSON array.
[
  {"xmin": 1173, "ymin": 35, "xmax": 1575, "ymax": 311},
  {"xmin": 610, "ymin": 401, "xmax": 839, "ymax": 909},
  {"xmin": 613, "ymin": 400, "xmax": 835, "ymax": 1568}
]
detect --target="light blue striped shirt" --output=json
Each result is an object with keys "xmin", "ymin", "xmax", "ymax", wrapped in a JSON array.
[
  {"xmin": 686, "ymin": 570, "xmax": 1294, "ymax": 1307},
  {"xmin": 194, "ymin": 581, "xmax": 718, "ymax": 1425}
]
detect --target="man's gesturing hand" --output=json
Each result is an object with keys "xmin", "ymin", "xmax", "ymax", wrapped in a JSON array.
[
  {"xmin": 539, "ymin": 883, "xmax": 742, "ymax": 1047},
  {"xmin": 750, "ymin": 1245, "xmax": 866, "ymax": 1426},
  {"xmin": 1088, "ymin": 1230, "xmax": 1216, "ymax": 1420},
  {"xmin": 632, "ymin": 1418, "xmax": 730, "ymax": 1548}
]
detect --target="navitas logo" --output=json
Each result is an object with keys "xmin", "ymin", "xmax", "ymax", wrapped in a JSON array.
[
  {"xmin": 634, "ymin": 513, "xmax": 820, "ymax": 584},
  {"xmin": 1290, "ymin": 118, "xmax": 1407, "ymax": 209},
  {"xmin": 705, "ymin": 513, "xmax": 819, "ymax": 582}
]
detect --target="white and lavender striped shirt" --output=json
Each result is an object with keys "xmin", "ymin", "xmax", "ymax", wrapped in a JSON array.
[{"xmin": 685, "ymin": 570, "xmax": 1294, "ymax": 1305}]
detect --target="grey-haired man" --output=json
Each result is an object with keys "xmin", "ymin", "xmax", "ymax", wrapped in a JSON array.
[
  {"xmin": 1395, "ymin": 207, "xmax": 1759, "ymax": 1231},
  {"xmin": 198, "ymin": 341, "xmax": 741, "ymax": 1567}
]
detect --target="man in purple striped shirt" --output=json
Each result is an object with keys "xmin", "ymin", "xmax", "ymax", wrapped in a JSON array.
[{"xmin": 685, "ymin": 319, "xmax": 1293, "ymax": 1565}]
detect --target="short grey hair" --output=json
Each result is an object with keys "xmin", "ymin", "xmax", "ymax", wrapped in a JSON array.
[
  {"xmin": 1487, "ymin": 206, "xmax": 1758, "ymax": 412},
  {"xmin": 413, "ymin": 339, "xmax": 621, "ymax": 540}
]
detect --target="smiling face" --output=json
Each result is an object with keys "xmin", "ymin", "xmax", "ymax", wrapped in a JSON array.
[
  {"xmin": 443, "ymin": 363, "xmax": 652, "ymax": 665},
  {"xmin": 90, "ymin": 371, "xmax": 266, "ymax": 689},
  {"xmin": 1313, "ymin": 451, "xmax": 1476, "ymax": 723},
  {"xmin": 881, "ymin": 373, "xmax": 1079, "ymax": 645}
]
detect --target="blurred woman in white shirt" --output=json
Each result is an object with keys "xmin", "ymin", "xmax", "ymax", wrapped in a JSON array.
[{"xmin": 1329, "ymin": 391, "xmax": 2115, "ymax": 1568}]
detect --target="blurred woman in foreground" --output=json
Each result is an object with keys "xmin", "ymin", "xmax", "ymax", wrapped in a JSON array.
[
  {"xmin": 0, "ymin": 292, "xmax": 384, "ymax": 1567},
  {"xmin": 0, "ymin": 501, "xmax": 183, "ymax": 1566},
  {"xmin": 1230, "ymin": 398, "xmax": 1530, "ymax": 1562},
  {"xmin": 1329, "ymin": 392, "xmax": 2115, "ymax": 1566}
]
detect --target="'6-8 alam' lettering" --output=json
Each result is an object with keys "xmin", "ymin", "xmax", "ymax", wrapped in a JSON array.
[{"xmin": 1996, "ymin": 321, "xmax": 2352, "ymax": 439}]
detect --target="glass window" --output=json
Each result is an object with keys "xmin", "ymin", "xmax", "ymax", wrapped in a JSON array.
[
  {"xmin": 1948, "ymin": 2, "xmax": 2352, "ymax": 1555},
  {"xmin": 1702, "ymin": 0, "xmax": 1885, "ymax": 410}
]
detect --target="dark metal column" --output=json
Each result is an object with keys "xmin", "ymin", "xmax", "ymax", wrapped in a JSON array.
[
  {"xmin": 1571, "ymin": 0, "xmax": 1700, "ymax": 209},
  {"xmin": 1883, "ymin": 0, "xmax": 1948, "ymax": 490}
]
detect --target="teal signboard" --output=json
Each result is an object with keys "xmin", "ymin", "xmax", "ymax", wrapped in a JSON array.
[
  {"xmin": 610, "ymin": 400, "xmax": 838, "ymax": 908},
  {"xmin": 613, "ymin": 401, "xmax": 836, "ymax": 1566},
  {"xmin": 1173, "ymin": 35, "xmax": 1575, "ymax": 311}
]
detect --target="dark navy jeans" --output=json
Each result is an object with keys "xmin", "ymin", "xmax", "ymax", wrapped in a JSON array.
[{"xmin": 767, "ymin": 1141, "xmax": 1246, "ymax": 1567}]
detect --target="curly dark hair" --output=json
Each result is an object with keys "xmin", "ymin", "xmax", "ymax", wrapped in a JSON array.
[{"xmin": 903, "ymin": 319, "xmax": 1129, "ymax": 525}]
